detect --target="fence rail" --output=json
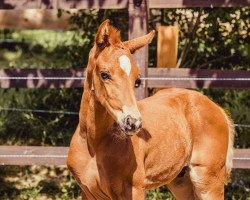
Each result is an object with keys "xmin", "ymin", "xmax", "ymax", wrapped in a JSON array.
[
  {"xmin": 0, "ymin": 146, "xmax": 249, "ymax": 168},
  {"xmin": 0, "ymin": 68, "xmax": 250, "ymax": 89},
  {"xmin": 0, "ymin": 146, "xmax": 67, "ymax": 165},
  {"xmin": 0, "ymin": 0, "xmax": 249, "ymax": 9}
]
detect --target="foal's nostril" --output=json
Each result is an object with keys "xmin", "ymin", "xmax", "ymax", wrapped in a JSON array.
[
  {"xmin": 125, "ymin": 116, "xmax": 130, "ymax": 125},
  {"xmin": 124, "ymin": 116, "xmax": 142, "ymax": 132},
  {"xmin": 125, "ymin": 115, "xmax": 134, "ymax": 128}
]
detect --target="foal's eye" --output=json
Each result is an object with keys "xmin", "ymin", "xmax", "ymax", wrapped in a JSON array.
[
  {"xmin": 135, "ymin": 76, "xmax": 141, "ymax": 88},
  {"xmin": 100, "ymin": 72, "xmax": 111, "ymax": 80}
]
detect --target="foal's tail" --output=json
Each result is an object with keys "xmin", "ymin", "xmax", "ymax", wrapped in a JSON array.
[{"xmin": 224, "ymin": 111, "xmax": 235, "ymax": 183}]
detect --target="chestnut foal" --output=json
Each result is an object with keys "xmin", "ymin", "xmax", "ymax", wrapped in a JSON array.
[{"xmin": 67, "ymin": 20, "xmax": 234, "ymax": 200}]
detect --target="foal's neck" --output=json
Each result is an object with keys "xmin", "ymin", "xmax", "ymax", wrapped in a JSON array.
[{"xmin": 79, "ymin": 91, "xmax": 114, "ymax": 152}]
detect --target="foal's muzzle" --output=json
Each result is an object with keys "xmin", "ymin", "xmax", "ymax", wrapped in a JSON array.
[{"xmin": 122, "ymin": 115, "xmax": 142, "ymax": 136}]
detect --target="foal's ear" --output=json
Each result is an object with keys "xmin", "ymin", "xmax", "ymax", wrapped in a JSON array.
[
  {"xmin": 123, "ymin": 30, "xmax": 155, "ymax": 54},
  {"xmin": 95, "ymin": 19, "xmax": 120, "ymax": 49}
]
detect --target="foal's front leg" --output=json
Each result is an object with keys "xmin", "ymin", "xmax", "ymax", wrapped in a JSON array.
[
  {"xmin": 81, "ymin": 191, "xmax": 88, "ymax": 200},
  {"xmin": 131, "ymin": 187, "xmax": 145, "ymax": 200}
]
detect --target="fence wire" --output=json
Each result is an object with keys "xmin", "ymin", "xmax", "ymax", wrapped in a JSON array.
[
  {"xmin": 0, "ymin": 76, "xmax": 250, "ymax": 81},
  {"xmin": 0, "ymin": 76, "xmax": 85, "ymax": 80},
  {"xmin": 0, "ymin": 107, "xmax": 249, "ymax": 128},
  {"xmin": 0, "ymin": 107, "xmax": 78, "ymax": 115}
]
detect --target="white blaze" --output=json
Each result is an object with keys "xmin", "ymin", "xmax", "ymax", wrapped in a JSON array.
[{"xmin": 119, "ymin": 55, "xmax": 131, "ymax": 76}]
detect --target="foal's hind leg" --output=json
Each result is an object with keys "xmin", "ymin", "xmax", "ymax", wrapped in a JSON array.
[
  {"xmin": 189, "ymin": 164, "xmax": 226, "ymax": 200},
  {"xmin": 167, "ymin": 171, "xmax": 196, "ymax": 200}
]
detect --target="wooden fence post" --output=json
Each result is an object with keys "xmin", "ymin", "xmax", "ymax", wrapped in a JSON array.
[
  {"xmin": 128, "ymin": 0, "xmax": 149, "ymax": 100},
  {"xmin": 157, "ymin": 24, "xmax": 179, "ymax": 68}
]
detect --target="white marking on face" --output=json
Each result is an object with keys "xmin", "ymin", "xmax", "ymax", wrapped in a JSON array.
[{"xmin": 119, "ymin": 55, "xmax": 131, "ymax": 76}]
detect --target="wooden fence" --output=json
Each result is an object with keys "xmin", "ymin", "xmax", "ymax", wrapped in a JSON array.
[
  {"xmin": 0, "ymin": 0, "xmax": 249, "ymax": 9},
  {"xmin": 0, "ymin": 146, "xmax": 249, "ymax": 169},
  {"xmin": 0, "ymin": 68, "xmax": 250, "ymax": 89},
  {"xmin": 0, "ymin": 0, "xmax": 249, "ymax": 168}
]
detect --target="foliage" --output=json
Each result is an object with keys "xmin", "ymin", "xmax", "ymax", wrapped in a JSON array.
[
  {"xmin": 0, "ymin": 7, "xmax": 249, "ymax": 199},
  {"xmin": 0, "ymin": 166, "xmax": 80, "ymax": 199},
  {"xmin": 147, "ymin": 187, "xmax": 174, "ymax": 200},
  {"xmin": 0, "ymin": 88, "xmax": 81, "ymax": 145},
  {"xmin": 225, "ymin": 169, "xmax": 250, "ymax": 200},
  {"xmin": 0, "ymin": 29, "xmax": 85, "ymax": 68},
  {"xmin": 149, "ymin": 8, "xmax": 249, "ymax": 70}
]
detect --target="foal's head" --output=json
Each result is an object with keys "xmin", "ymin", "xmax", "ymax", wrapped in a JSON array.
[{"xmin": 89, "ymin": 20, "xmax": 154, "ymax": 136}]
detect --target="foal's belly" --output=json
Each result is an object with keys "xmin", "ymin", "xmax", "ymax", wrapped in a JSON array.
[
  {"xmin": 143, "ymin": 147, "xmax": 190, "ymax": 189},
  {"xmin": 142, "ymin": 128, "xmax": 192, "ymax": 189},
  {"xmin": 144, "ymin": 161, "xmax": 187, "ymax": 190}
]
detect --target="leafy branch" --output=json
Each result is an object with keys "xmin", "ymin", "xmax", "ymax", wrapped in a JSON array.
[{"xmin": 176, "ymin": 9, "xmax": 202, "ymax": 68}]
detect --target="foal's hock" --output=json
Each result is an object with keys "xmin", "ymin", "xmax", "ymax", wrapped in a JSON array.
[{"xmin": 67, "ymin": 19, "xmax": 234, "ymax": 200}]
